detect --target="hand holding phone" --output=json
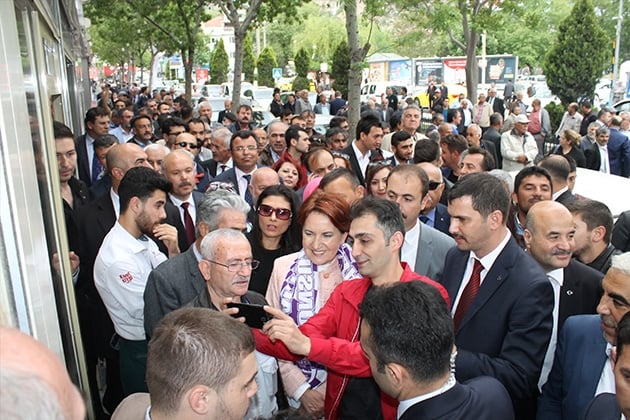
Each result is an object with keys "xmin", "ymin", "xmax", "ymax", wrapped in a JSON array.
[{"xmin": 226, "ymin": 302, "xmax": 272, "ymax": 329}]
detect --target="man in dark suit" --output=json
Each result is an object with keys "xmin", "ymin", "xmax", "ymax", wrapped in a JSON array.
[
  {"xmin": 440, "ymin": 173, "xmax": 554, "ymax": 419},
  {"xmin": 487, "ymin": 87, "xmax": 505, "ymax": 116},
  {"xmin": 482, "ymin": 113, "xmax": 504, "ymax": 168},
  {"xmin": 340, "ymin": 115, "xmax": 384, "ymax": 185},
  {"xmin": 417, "ymin": 162, "xmax": 451, "ymax": 236},
  {"xmin": 465, "ymin": 124, "xmax": 498, "ymax": 167},
  {"xmin": 143, "ymin": 189, "xmax": 250, "ymax": 337},
  {"xmin": 387, "ymin": 131, "xmax": 414, "ymax": 166},
  {"xmin": 77, "ymin": 107, "xmax": 111, "ymax": 187},
  {"xmin": 538, "ymin": 252, "xmax": 630, "ymax": 419},
  {"xmin": 360, "ymin": 281, "xmax": 514, "ymax": 420},
  {"xmin": 329, "ymin": 91, "xmax": 346, "ymax": 116},
  {"xmin": 162, "ymin": 150, "xmax": 204, "ymax": 252},
  {"xmin": 538, "ymin": 155, "xmax": 576, "ymax": 206},
  {"xmin": 214, "ymin": 130, "xmax": 260, "ymax": 206},
  {"xmin": 608, "ymin": 116, "xmax": 630, "ymax": 177},
  {"xmin": 523, "ymin": 200, "xmax": 603, "ymax": 389}
]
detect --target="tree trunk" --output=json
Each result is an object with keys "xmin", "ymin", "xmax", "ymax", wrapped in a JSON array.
[
  {"xmin": 344, "ymin": 0, "xmax": 364, "ymax": 140},
  {"xmin": 462, "ymin": 9, "xmax": 479, "ymax": 101},
  {"xmin": 232, "ymin": 28, "xmax": 245, "ymax": 110}
]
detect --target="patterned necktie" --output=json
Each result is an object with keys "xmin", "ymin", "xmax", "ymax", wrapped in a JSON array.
[
  {"xmin": 453, "ymin": 259, "xmax": 484, "ymax": 331},
  {"xmin": 91, "ymin": 152, "xmax": 103, "ymax": 184},
  {"xmin": 243, "ymin": 174, "xmax": 253, "ymax": 206},
  {"xmin": 419, "ymin": 215, "xmax": 429, "ymax": 224},
  {"xmin": 180, "ymin": 202, "xmax": 196, "ymax": 247}
]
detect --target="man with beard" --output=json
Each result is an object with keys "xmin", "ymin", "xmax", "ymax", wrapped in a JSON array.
[
  {"xmin": 94, "ymin": 167, "xmax": 176, "ymax": 396},
  {"xmin": 259, "ymin": 121, "xmax": 288, "ymax": 166},
  {"xmin": 538, "ymin": 252, "xmax": 630, "ymax": 420},
  {"xmin": 388, "ymin": 131, "xmax": 414, "ymax": 165},
  {"xmin": 507, "ymin": 166, "xmax": 553, "ymax": 249}
]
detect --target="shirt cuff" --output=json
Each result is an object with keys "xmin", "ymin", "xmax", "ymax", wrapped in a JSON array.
[{"xmin": 293, "ymin": 382, "xmax": 310, "ymax": 402}]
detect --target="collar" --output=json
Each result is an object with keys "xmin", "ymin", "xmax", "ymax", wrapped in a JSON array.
[
  {"xmin": 397, "ymin": 375, "xmax": 457, "ymax": 419},
  {"xmin": 110, "ymin": 188, "xmax": 121, "ymax": 219},
  {"xmin": 352, "ymin": 140, "xmax": 371, "ymax": 159},
  {"xmin": 470, "ymin": 228, "xmax": 511, "ymax": 271},
  {"xmin": 546, "ymin": 267, "xmax": 564, "ymax": 287},
  {"xmin": 234, "ymin": 165, "xmax": 256, "ymax": 179},
  {"xmin": 193, "ymin": 242, "xmax": 203, "ymax": 262},
  {"xmin": 112, "ymin": 222, "xmax": 148, "ymax": 254},
  {"xmin": 169, "ymin": 193, "xmax": 193, "ymax": 207},
  {"xmin": 552, "ymin": 186, "xmax": 569, "ymax": 201},
  {"xmin": 404, "ymin": 220, "xmax": 421, "ymax": 245}
]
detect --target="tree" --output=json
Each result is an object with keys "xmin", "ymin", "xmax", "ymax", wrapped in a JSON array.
[
  {"xmin": 243, "ymin": 33, "xmax": 256, "ymax": 82},
  {"xmin": 257, "ymin": 46, "xmax": 278, "ymax": 87},
  {"xmin": 294, "ymin": 48, "xmax": 310, "ymax": 77},
  {"xmin": 210, "ymin": 39, "xmax": 229, "ymax": 84},
  {"xmin": 544, "ymin": 0, "xmax": 609, "ymax": 104},
  {"xmin": 331, "ymin": 41, "xmax": 350, "ymax": 98}
]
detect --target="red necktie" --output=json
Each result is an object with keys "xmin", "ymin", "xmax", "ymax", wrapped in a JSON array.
[
  {"xmin": 181, "ymin": 202, "xmax": 196, "ymax": 247},
  {"xmin": 453, "ymin": 259, "xmax": 484, "ymax": 331}
]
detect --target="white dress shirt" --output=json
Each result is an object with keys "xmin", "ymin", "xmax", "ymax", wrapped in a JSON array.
[{"xmin": 401, "ymin": 221, "xmax": 421, "ymax": 270}]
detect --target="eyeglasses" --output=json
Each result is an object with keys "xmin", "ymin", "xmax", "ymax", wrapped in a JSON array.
[
  {"xmin": 428, "ymin": 180, "xmax": 443, "ymax": 190},
  {"xmin": 233, "ymin": 145, "xmax": 258, "ymax": 152},
  {"xmin": 175, "ymin": 142, "xmax": 199, "ymax": 149},
  {"xmin": 331, "ymin": 152, "xmax": 350, "ymax": 161},
  {"xmin": 206, "ymin": 259, "xmax": 260, "ymax": 272},
  {"xmin": 257, "ymin": 204, "xmax": 292, "ymax": 220}
]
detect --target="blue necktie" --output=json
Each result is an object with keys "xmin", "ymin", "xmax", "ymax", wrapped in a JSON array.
[
  {"xmin": 243, "ymin": 174, "xmax": 253, "ymax": 206},
  {"xmin": 91, "ymin": 153, "xmax": 103, "ymax": 184}
]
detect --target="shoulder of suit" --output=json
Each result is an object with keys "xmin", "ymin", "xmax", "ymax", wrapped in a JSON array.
[{"xmin": 420, "ymin": 223, "xmax": 456, "ymax": 245}]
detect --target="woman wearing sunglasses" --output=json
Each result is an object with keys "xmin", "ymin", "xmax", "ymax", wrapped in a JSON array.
[
  {"xmin": 265, "ymin": 190, "xmax": 359, "ymax": 418},
  {"xmin": 248, "ymin": 185, "xmax": 301, "ymax": 296}
]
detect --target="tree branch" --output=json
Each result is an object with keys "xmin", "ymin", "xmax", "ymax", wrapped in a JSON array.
[
  {"xmin": 448, "ymin": 28, "xmax": 466, "ymax": 50},
  {"xmin": 124, "ymin": 0, "xmax": 183, "ymax": 49}
]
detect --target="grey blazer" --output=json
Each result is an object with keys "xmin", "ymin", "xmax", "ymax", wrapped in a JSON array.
[
  {"xmin": 143, "ymin": 246, "xmax": 206, "ymax": 337},
  {"xmin": 414, "ymin": 222, "xmax": 456, "ymax": 282}
]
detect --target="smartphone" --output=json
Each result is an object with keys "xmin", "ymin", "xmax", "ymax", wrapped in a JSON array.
[{"xmin": 226, "ymin": 302, "xmax": 272, "ymax": 329}]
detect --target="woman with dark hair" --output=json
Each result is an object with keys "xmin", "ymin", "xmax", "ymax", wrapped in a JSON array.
[
  {"xmin": 554, "ymin": 129, "xmax": 586, "ymax": 168},
  {"xmin": 365, "ymin": 161, "xmax": 393, "ymax": 198},
  {"xmin": 265, "ymin": 191, "xmax": 359, "ymax": 417},
  {"xmin": 248, "ymin": 185, "xmax": 302, "ymax": 295}
]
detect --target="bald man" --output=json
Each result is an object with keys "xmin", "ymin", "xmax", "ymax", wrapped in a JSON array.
[
  {"xmin": 0, "ymin": 327, "xmax": 85, "ymax": 419},
  {"xmin": 523, "ymin": 200, "xmax": 603, "ymax": 388}
]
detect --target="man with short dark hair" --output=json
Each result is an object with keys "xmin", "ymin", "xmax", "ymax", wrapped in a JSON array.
[
  {"xmin": 255, "ymin": 197, "xmax": 449, "ymax": 419},
  {"xmin": 95, "ymin": 167, "xmax": 176, "ymax": 395},
  {"xmin": 569, "ymin": 199, "xmax": 622, "ymax": 274},
  {"xmin": 506, "ymin": 166, "xmax": 553, "ymax": 249},
  {"xmin": 340, "ymin": 116, "xmax": 384, "ymax": 185},
  {"xmin": 555, "ymin": 102, "xmax": 583, "ymax": 139},
  {"xmin": 319, "ymin": 167, "xmax": 364, "ymax": 206},
  {"xmin": 538, "ymin": 155, "xmax": 576, "ymax": 205},
  {"xmin": 143, "ymin": 308, "xmax": 258, "ymax": 420},
  {"xmin": 483, "ymin": 112, "xmax": 504, "ymax": 168},
  {"xmin": 77, "ymin": 107, "xmax": 111, "ymax": 186},
  {"xmin": 440, "ymin": 134, "xmax": 468, "ymax": 184},
  {"xmin": 281, "ymin": 125, "xmax": 310, "ymax": 184},
  {"xmin": 128, "ymin": 115, "xmax": 154, "ymax": 148},
  {"xmin": 417, "ymin": 162, "xmax": 451, "ymax": 236},
  {"xmin": 360, "ymin": 281, "xmax": 513, "ymax": 420},
  {"xmin": 580, "ymin": 100, "xmax": 598, "ymax": 136},
  {"xmin": 386, "ymin": 164, "xmax": 455, "ymax": 281},
  {"xmin": 388, "ymin": 130, "xmax": 414, "ymax": 165},
  {"xmin": 441, "ymin": 173, "xmax": 554, "ymax": 419},
  {"xmin": 214, "ymin": 130, "xmax": 260, "ymax": 206},
  {"xmin": 258, "ymin": 121, "xmax": 287, "ymax": 167},
  {"xmin": 91, "ymin": 134, "xmax": 119, "ymax": 199},
  {"xmin": 110, "ymin": 108, "xmax": 134, "ymax": 143},
  {"xmin": 228, "ymin": 105, "xmax": 256, "ymax": 133},
  {"xmin": 458, "ymin": 147, "xmax": 495, "ymax": 178}
]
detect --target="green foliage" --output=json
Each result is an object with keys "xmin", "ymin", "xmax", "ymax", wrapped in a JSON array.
[
  {"xmin": 292, "ymin": 76, "xmax": 310, "ymax": 91},
  {"xmin": 294, "ymin": 48, "xmax": 311, "ymax": 77},
  {"xmin": 331, "ymin": 41, "xmax": 349, "ymax": 97},
  {"xmin": 544, "ymin": 0, "xmax": 610, "ymax": 104},
  {"xmin": 257, "ymin": 46, "xmax": 278, "ymax": 87},
  {"xmin": 243, "ymin": 33, "xmax": 256, "ymax": 82},
  {"xmin": 210, "ymin": 39, "xmax": 229, "ymax": 84},
  {"xmin": 545, "ymin": 102, "xmax": 566, "ymax": 135},
  {"xmin": 195, "ymin": 33, "xmax": 213, "ymax": 67}
]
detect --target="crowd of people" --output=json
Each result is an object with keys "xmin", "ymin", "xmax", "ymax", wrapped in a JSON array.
[{"xmin": 3, "ymin": 82, "xmax": 630, "ymax": 420}]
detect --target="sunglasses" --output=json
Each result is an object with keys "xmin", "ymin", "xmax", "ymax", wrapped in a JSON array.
[
  {"xmin": 257, "ymin": 204, "xmax": 292, "ymax": 220},
  {"xmin": 428, "ymin": 180, "xmax": 443, "ymax": 190},
  {"xmin": 175, "ymin": 142, "xmax": 199, "ymax": 149}
]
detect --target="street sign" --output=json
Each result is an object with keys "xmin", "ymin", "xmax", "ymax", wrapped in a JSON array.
[{"xmin": 273, "ymin": 68, "xmax": 282, "ymax": 80}]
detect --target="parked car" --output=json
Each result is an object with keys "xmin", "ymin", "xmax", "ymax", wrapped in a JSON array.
[{"xmin": 613, "ymin": 99, "xmax": 630, "ymax": 114}]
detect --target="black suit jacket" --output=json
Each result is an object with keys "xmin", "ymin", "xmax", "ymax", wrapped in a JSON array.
[
  {"xmin": 430, "ymin": 203, "xmax": 452, "ymax": 236},
  {"xmin": 440, "ymin": 236, "xmax": 554, "ymax": 419},
  {"xmin": 480, "ymin": 139, "xmax": 499, "ymax": 169},
  {"xmin": 341, "ymin": 143, "xmax": 367, "ymax": 185},
  {"xmin": 76, "ymin": 133, "xmax": 92, "ymax": 187},
  {"xmin": 214, "ymin": 167, "xmax": 241, "ymax": 193},
  {"xmin": 585, "ymin": 142, "xmax": 601, "ymax": 171},
  {"xmin": 491, "ymin": 97, "xmax": 505, "ymax": 115},
  {"xmin": 555, "ymin": 189, "xmax": 577, "ymax": 207},
  {"xmin": 613, "ymin": 210, "xmax": 630, "ymax": 252},
  {"xmin": 164, "ymin": 191, "xmax": 203, "ymax": 252},
  {"xmin": 483, "ymin": 127, "xmax": 503, "ymax": 169},
  {"xmin": 582, "ymin": 393, "xmax": 622, "ymax": 420},
  {"xmin": 399, "ymin": 378, "xmax": 514, "ymax": 420},
  {"xmin": 558, "ymin": 259, "xmax": 603, "ymax": 329}
]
